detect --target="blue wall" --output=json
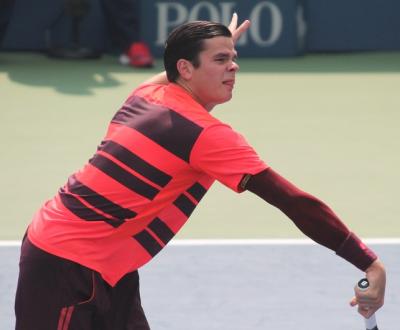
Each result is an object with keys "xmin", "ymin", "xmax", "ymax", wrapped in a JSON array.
[
  {"xmin": 306, "ymin": 0, "xmax": 400, "ymax": 51},
  {"xmin": 3, "ymin": 0, "xmax": 107, "ymax": 52},
  {"xmin": 2, "ymin": 0, "xmax": 400, "ymax": 56}
]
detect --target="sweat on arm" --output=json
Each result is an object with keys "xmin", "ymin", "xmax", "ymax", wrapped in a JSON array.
[{"xmin": 242, "ymin": 168, "xmax": 377, "ymax": 271}]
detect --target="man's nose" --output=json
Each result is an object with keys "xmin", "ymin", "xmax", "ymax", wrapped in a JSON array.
[{"xmin": 229, "ymin": 61, "xmax": 239, "ymax": 72}]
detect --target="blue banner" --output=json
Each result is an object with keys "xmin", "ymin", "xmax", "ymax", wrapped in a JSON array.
[
  {"xmin": 140, "ymin": 0, "xmax": 306, "ymax": 57},
  {"xmin": 306, "ymin": 0, "xmax": 400, "ymax": 51},
  {"xmin": 5, "ymin": 0, "xmax": 399, "ymax": 55}
]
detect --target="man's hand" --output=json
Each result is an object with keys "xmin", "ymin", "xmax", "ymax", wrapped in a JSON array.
[
  {"xmin": 350, "ymin": 259, "xmax": 386, "ymax": 318},
  {"xmin": 228, "ymin": 13, "xmax": 250, "ymax": 44}
]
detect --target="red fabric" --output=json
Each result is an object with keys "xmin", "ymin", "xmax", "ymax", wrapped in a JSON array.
[
  {"xmin": 28, "ymin": 83, "xmax": 267, "ymax": 286},
  {"xmin": 57, "ymin": 306, "xmax": 74, "ymax": 330},
  {"xmin": 191, "ymin": 124, "xmax": 268, "ymax": 192},
  {"xmin": 245, "ymin": 168, "xmax": 377, "ymax": 271}
]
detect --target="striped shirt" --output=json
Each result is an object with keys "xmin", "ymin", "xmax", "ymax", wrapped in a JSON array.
[{"xmin": 28, "ymin": 83, "xmax": 268, "ymax": 286}]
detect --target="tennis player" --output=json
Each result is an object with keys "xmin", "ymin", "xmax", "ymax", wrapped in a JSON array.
[{"xmin": 15, "ymin": 15, "xmax": 385, "ymax": 329}]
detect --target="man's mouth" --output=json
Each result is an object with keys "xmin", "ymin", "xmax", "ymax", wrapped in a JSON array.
[{"xmin": 223, "ymin": 79, "xmax": 235, "ymax": 88}]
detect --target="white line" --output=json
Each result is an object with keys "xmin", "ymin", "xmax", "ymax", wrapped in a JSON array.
[
  {"xmin": 171, "ymin": 239, "xmax": 316, "ymax": 246},
  {"xmin": 0, "ymin": 241, "xmax": 21, "ymax": 247},
  {"xmin": 1, "ymin": 238, "xmax": 399, "ymax": 248},
  {"xmin": 169, "ymin": 238, "xmax": 400, "ymax": 246},
  {"xmin": 363, "ymin": 238, "xmax": 400, "ymax": 245}
]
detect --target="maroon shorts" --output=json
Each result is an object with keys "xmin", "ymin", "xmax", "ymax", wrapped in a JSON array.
[{"xmin": 15, "ymin": 237, "xmax": 150, "ymax": 330}]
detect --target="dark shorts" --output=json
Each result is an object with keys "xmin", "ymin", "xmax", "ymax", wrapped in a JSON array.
[{"xmin": 15, "ymin": 237, "xmax": 150, "ymax": 330}]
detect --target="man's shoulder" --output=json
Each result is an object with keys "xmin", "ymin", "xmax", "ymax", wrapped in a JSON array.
[{"xmin": 128, "ymin": 83, "xmax": 228, "ymax": 130}]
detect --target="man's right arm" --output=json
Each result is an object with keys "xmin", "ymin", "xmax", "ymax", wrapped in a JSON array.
[{"xmin": 143, "ymin": 71, "xmax": 169, "ymax": 85}]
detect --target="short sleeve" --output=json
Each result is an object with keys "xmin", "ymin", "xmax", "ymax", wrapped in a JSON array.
[{"xmin": 190, "ymin": 123, "xmax": 268, "ymax": 192}]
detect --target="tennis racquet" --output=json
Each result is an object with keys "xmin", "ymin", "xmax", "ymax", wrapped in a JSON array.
[{"xmin": 357, "ymin": 278, "xmax": 379, "ymax": 330}]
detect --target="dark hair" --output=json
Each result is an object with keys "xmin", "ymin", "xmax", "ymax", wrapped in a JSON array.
[{"xmin": 164, "ymin": 21, "xmax": 232, "ymax": 82}]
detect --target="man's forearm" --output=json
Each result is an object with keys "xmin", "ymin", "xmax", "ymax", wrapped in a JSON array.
[{"xmin": 245, "ymin": 168, "xmax": 377, "ymax": 271}]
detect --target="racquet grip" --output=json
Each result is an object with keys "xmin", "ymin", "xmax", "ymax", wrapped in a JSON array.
[
  {"xmin": 364, "ymin": 314, "xmax": 378, "ymax": 330},
  {"xmin": 357, "ymin": 278, "xmax": 379, "ymax": 330}
]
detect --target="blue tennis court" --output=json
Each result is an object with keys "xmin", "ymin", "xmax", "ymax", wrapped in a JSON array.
[{"xmin": 1, "ymin": 241, "xmax": 399, "ymax": 329}]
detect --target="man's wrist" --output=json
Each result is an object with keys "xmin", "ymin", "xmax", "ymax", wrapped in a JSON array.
[{"xmin": 336, "ymin": 232, "xmax": 377, "ymax": 271}]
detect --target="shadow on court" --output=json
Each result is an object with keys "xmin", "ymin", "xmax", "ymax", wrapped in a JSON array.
[
  {"xmin": 0, "ymin": 52, "xmax": 133, "ymax": 95},
  {"xmin": 1, "ymin": 52, "xmax": 400, "ymax": 96},
  {"xmin": 1, "ymin": 243, "xmax": 398, "ymax": 330}
]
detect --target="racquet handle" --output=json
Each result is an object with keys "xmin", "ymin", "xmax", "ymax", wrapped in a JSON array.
[
  {"xmin": 357, "ymin": 278, "xmax": 379, "ymax": 330},
  {"xmin": 364, "ymin": 315, "xmax": 378, "ymax": 330}
]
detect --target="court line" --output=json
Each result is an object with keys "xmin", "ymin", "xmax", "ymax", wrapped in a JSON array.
[
  {"xmin": 169, "ymin": 238, "xmax": 400, "ymax": 246},
  {"xmin": 1, "ymin": 238, "xmax": 400, "ymax": 247}
]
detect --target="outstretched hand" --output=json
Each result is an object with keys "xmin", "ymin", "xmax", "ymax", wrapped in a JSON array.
[
  {"xmin": 350, "ymin": 259, "xmax": 386, "ymax": 318},
  {"xmin": 228, "ymin": 13, "xmax": 250, "ymax": 44}
]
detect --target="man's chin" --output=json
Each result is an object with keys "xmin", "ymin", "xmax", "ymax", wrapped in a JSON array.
[
  {"xmin": 206, "ymin": 94, "xmax": 233, "ymax": 110},
  {"xmin": 224, "ymin": 93, "xmax": 233, "ymax": 102}
]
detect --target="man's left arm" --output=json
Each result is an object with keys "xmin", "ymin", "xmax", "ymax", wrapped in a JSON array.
[{"xmin": 243, "ymin": 168, "xmax": 386, "ymax": 318}]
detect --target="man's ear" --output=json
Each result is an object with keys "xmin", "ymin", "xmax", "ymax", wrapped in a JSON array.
[{"xmin": 176, "ymin": 59, "xmax": 194, "ymax": 80}]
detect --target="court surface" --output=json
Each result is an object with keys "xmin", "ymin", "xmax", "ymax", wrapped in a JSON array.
[
  {"xmin": 1, "ymin": 52, "xmax": 399, "ymax": 328},
  {"xmin": 1, "ymin": 241, "xmax": 399, "ymax": 329}
]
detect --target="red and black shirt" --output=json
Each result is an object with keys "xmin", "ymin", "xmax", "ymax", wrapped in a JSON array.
[{"xmin": 28, "ymin": 83, "xmax": 267, "ymax": 286}]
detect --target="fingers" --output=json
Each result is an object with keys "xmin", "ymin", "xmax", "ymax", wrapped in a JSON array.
[
  {"xmin": 349, "ymin": 259, "xmax": 386, "ymax": 318},
  {"xmin": 228, "ymin": 12, "xmax": 238, "ymax": 32},
  {"xmin": 232, "ymin": 20, "xmax": 250, "ymax": 43},
  {"xmin": 228, "ymin": 13, "xmax": 251, "ymax": 44},
  {"xmin": 358, "ymin": 305, "xmax": 378, "ymax": 319},
  {"xmin": 356, "ymin": 302, "xmax": 381, "ymax": 319},
  {"xmin": 350, "ymin": 297, "xmax": 378, "ymax": 319}
]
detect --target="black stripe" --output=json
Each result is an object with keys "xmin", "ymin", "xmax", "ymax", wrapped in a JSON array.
[
  {"xmin": 133, "ymin": 230, "xmax": 163, "ymax": 257},
  {"xmin": 90, "ymin": 154, "xmax": 159, "ymax": 200},
  {"xmin": 100, "ymin": 140, "xmax": 172, "ymax": 187},
  {"xmin": 148, "ymin": 218, "xmax": 175, "ymax": 244},
  {"xmin": 68, "ymin": 177, "xmax": 137, "ymax": 220},
  {"xmin": 187, "ymin": 182, "xmax": 207, "ymax": 202},
  {"xmin": 173, "ymin": 194, "xmax": 196, "ymax": 217},
  {"xmin": 112, "ymin": 96, "xmax": 203, "ymax": 162},
  {"xmin": 59, "ymin": 189, "xmax": 124, "ymax": 228}
]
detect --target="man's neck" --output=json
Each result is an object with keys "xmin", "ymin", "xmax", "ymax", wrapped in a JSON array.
[{"xmin": 174, "ymin": 79, "xmax": 214, "ymax": 112}]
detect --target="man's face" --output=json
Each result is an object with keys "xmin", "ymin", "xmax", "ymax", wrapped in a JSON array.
[{"xmin": 184, "ymin": 36, "xmax": 239, "ymax": 110}]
